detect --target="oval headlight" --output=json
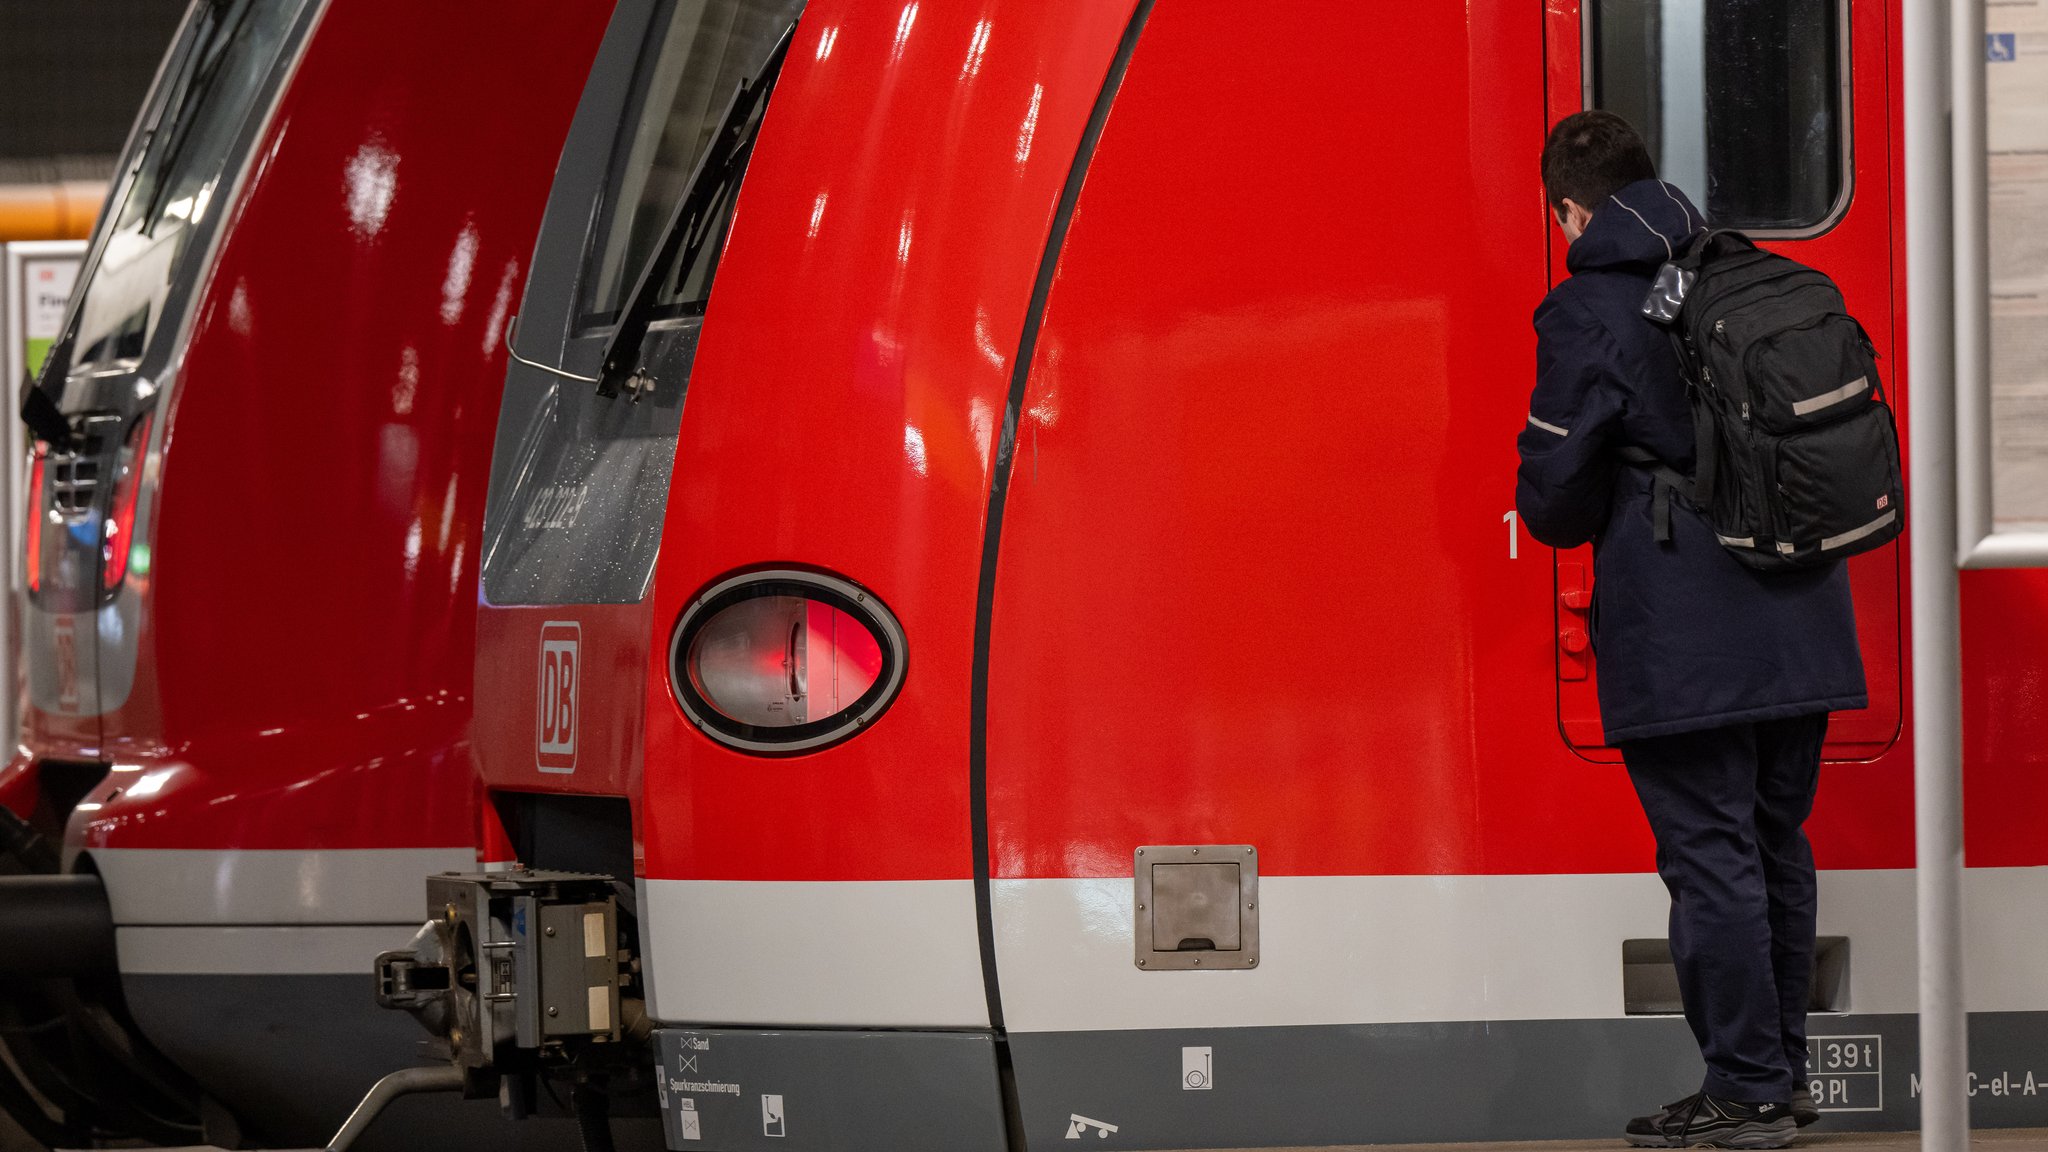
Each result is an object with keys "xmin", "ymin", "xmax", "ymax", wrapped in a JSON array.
[{"xmin": 669, "ymin": 569, "xmax": 906, "ymax": 754}]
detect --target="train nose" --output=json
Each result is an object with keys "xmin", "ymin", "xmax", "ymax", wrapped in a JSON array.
[{"xmin": 0, "ymin": 872, "xmax": 116, "ymax": 975}]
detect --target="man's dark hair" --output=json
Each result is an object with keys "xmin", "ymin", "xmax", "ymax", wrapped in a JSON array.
[{"xmin": 1541, "ymin": 110, "xmax": 1657, "ymax": 216}]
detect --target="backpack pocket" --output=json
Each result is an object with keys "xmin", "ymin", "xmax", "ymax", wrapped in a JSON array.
[
  {"xmin": 1686, "ymin": 391, "xmax": 1770, "ymax": 547},
  {"xmin": 1745, "ymin": 312, "xmax": 1880, "ymax": 434},
  {"xmin": 1769, "ymin": 401, "xmax": 1905, "ymax": 562}
]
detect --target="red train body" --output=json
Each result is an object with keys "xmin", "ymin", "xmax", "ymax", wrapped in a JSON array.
[
  {"xmin": 8, "ymin": 0, "xmax": 2048, "ymax": 1150},
  {"xmin": 0, "ymin": 1, "xmax": 611, "ymax": 1146}
]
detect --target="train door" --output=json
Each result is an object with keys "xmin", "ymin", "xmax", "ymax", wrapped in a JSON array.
[
  {"xmin": 1544, "ymin": 0, "xmax": 1904, "ymax": 761},
  {"xmin": 22, "ymin": 0, "xmax": 317, "ymax": 755},
  {"xmin": 475, "ymin": 0, "xmax": 799, "ymax": 811},
  {"xmin": 972, "ymin": 3, "xmax": 1656, "ymax": 1146}
]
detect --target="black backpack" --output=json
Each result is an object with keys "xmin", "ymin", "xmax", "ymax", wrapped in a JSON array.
[{"xmin": 1631, "ymin": 229, "xmax": 1904, "ymax": 571}]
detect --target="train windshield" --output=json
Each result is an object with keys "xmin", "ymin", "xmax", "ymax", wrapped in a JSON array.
[
  {"xmin": 578, "ymin": 0, "xmax": 802, "ymax": 329},
  {"xmin": 481, "ymin": 0, "xmax": 801, "ymax": 606},
  {"xmin": 63, "ymin": 0, "xmax": 307, "ymax": 377}
]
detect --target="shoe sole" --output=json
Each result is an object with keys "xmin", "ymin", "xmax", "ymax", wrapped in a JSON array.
[{"xmin": 1625, "ymin": 1119, "xmax": 1797, "ymax": 1149}]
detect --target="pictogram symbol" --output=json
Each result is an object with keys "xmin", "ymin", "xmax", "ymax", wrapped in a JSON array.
[{"xmin": 1066, "ymin": 1114, "xmax": 1118, "ymax": 1139}]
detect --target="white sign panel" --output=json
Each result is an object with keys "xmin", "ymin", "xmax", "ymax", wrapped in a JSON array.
[
  {"xmin": 4, "ymin": 240, "xmax": 86, "ymax": 387},
  {"xmin": 1989, "ymin": 4, "xmax": 2048, "ymax": 530}
]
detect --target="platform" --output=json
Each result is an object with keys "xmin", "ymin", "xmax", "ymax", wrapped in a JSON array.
[{"xmin": 1161, "ymin": 1133, "xmax": 2048, "ymax": 1152}]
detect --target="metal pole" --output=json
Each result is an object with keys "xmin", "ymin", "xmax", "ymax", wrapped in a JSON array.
[{"xmin": 1906, "ymin": 0, "xmax": 1970, "ymax": 1148}]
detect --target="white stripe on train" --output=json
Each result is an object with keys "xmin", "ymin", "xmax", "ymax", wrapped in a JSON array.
[
  {"xmin": 91, "ymin": 851, "xmax": 2048, "ymax": 1031},
  {"xmin": 642, "ymin": 869, "xmax": 2048, "ymax": 1030}
]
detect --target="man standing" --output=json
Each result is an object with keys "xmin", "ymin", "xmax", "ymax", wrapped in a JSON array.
[{"xmin": 1516, "ymin": 111, "xmax": 1868, "ymax": 1149}]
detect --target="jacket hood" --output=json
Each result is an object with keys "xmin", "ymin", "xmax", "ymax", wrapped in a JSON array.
[{"xmin": 1566, "ymin": 179, "xmax": 1706, "ymax": 275}]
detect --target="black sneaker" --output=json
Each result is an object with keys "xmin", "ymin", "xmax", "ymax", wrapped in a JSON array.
[
  {"xmin": 1791, "ymin": 1084, "xmax": 1820, "ymax": 1127},
  {"xmin": 1624, "ymin": 1092, "xmax": 1796, "ymax": 1149}
]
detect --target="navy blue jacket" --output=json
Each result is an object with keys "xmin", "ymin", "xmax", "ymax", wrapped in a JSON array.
[{"xmin": 1516, "ymin": 180, "xmax": 1868, "ymax": 743}]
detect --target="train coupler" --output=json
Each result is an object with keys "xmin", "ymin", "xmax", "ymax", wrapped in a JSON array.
[{"xmin": 375, "ymin": 870, "xmax": 630, "ymax": 1070}]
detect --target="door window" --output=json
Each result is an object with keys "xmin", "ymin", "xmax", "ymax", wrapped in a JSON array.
[{"xmin": 1587, "ymin": 0, "xmax": 1845, "ymax": 232}]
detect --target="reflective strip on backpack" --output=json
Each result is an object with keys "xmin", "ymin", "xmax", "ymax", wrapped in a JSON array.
[
  {"xmin": 1791, "ymin": 375, "xmax": 1870, "ymax": 417},
  {"xmin": 1821, "ymin": 508, "xmax": 1898, "ymax": 551},
  {"xmin": 1527, "ymin": 413, "xmax": 1569, "ymax": 437},
  {"xmin": 1717, "ymin": 534, "xmax": 1756, "ymax": 548}
]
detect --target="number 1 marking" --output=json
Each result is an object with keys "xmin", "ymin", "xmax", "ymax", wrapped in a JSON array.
[{"xmin": 1504, "ymin": 509, "xmax": 1519, "ymax": 560}]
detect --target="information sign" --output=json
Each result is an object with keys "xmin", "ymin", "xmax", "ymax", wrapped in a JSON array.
[{"xmin": 1988, "ymin": 3, "xmax": 2048, "ymax": 533}]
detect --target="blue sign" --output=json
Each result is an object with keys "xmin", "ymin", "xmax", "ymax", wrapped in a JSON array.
[{"xmin": 1990, "ymin": 33, "xmax": 2018, "ymax": 63}]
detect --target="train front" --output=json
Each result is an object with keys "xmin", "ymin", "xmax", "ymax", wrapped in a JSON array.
[{"xmin": 0, "ymin": 1, "xmax": 612, "ymax": 1148}]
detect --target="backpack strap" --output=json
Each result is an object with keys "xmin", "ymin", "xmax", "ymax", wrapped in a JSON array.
[
  {"xmin": 1653, "ymin": 228, "xmax": 1746, "ymax": 510},
  {"xmin": 1616, "ymin": 446, "xmax": 1694, "ymax": 545},
  {"xmin": 1679, "ymin": 227, "xmax": 1753, "ymax": 271}
]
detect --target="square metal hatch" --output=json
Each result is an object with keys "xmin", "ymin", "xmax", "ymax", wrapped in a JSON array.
[{"xmin": 1133, "ymin": 845, "xmax": 1259, "ymax": 970}]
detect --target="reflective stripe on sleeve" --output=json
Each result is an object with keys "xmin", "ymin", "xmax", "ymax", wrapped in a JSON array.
[{"xmin": 1527, "ymin": 413, "xmax": 1569, "ymax": 437}]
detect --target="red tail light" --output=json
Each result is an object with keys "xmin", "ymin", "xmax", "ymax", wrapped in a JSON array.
[
  {"xmin": 102, "ymin": 414, "xmax": 153, "ymax": 591},
  {"xmin": 24, "ymin": 445, "xmax": 45, "ymax": 594}
]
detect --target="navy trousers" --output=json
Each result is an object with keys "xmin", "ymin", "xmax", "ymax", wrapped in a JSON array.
[{"xmin": 1619, "ymin": 712, "xmax": 1829, "ymax": 1104}]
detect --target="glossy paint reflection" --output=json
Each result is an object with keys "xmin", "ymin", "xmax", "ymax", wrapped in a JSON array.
[
  {"xmin": 640, "ymin": 0, "xmax": 1138, "ymax": 881},
  {"xmin": 60, "ymin": 2, "xmax": 612, "ymax": 851}
]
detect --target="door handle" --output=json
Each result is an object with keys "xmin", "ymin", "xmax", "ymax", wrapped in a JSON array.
[{"xmin": 1556, "ymin": 561, "xmax": 1593, "ymax": 682}]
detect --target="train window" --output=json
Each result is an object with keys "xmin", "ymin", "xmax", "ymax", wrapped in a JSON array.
[
  {"xmin": 669, "ymin": 571, "xmax": 906, "ymax": 755},
  {"xmin": 66, "ymin": 0, "xmax": 307, "ymax": 372},
  {"xmin": 1587, "ymin": 0, "xmax": 1846, "ymax": 233},
  {"xmin": 576, "ymin": 0, "xmax": 804, "ymax": 329},
  {"xmin": 479, "ymin": 0, "xmax": 797, "ymax": 607}
]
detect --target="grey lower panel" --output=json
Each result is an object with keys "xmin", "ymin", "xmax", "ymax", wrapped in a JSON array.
[
  {"xmin": 131, "ymin": 991, "xmax": 2048, "ymax": 1151},
  {"xmin": 124, "ymin": 973, "xmax": 663, "ymax": 1151},
  {"xmin": 652, "ymin": 1028, "xmax": 1006, "ymax": 1151},
  {"xmin": 1008, "ymin": 1012, "xmax": 2048, "ymax": 1148}
]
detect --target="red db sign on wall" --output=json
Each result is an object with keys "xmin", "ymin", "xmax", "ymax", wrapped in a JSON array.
[{"xmin": 537, "ymin": 621, "xmax": 580, "ymax": 773}]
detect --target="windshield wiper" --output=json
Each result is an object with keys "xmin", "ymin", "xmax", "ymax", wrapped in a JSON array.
[
  {"xmin": 594, "ymin": 21, "xmax": 796, "ymax": 401},
  {"xmin": 135, "ymin": 0, "xmax": 254, "ymax": 234}
]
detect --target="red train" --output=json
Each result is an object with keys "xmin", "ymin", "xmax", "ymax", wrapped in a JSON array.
[
  {"xmin": 8, "ymin": 0, "xmax": 2048, "ymax": 1149},
  {"xmin": 0, "ymin": 1, "xmax": 615, "ymax": 1147}
]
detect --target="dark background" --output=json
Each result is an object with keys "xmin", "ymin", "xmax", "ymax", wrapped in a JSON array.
[{"xmin": 0, "ymin": 0, "xmax": 187, "ymax": 179}]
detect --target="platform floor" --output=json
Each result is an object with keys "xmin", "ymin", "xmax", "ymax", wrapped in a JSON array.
[
  {"xmin": 1163, "ymin": 1132, "xmax": 2048, "ymax": 1152},
  {"xmin": 41, "ymin": 1131, "xmax": 2048, "ymax": 1152},
  {"xmin": 35, "ymin": 1130, "xmax": 2048, "ymax": 1152}
]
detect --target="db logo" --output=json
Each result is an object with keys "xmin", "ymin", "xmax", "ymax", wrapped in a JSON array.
[{"xmin": 536, "ymin": 622, "xmax": 580, "ymax": 773}]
